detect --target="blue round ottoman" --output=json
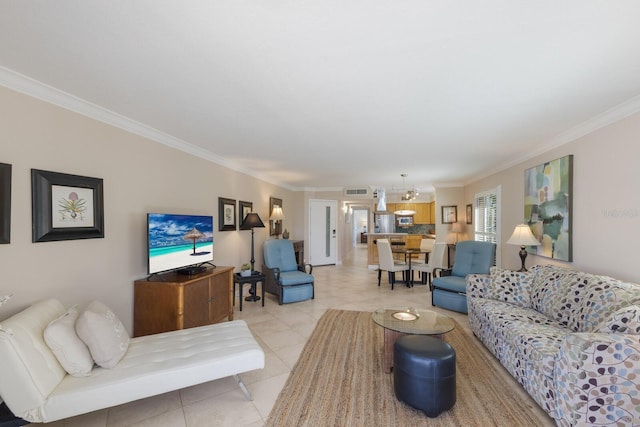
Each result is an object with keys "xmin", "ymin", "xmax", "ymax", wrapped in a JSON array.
[{"xmin": 393, "ymin": 335, "xmax": 456, "ymax": 417}]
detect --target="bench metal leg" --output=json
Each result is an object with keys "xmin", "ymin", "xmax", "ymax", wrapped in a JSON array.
[{"xmin": 234, "ymin": 374, "xmax": 253, "ymax": 401}]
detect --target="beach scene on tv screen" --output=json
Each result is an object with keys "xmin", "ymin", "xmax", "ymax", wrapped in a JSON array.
[{"xmin": 148, "ymin": 214, "xmax": 214, "ymax": 273}]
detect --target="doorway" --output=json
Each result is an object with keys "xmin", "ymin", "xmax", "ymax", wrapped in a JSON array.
[
  {"xmin": 351, "ymin": 207, "xmax": 369, "ymax": 246},
  {"xmin": 309, "ymin": 199, "xmax": 338, "ymax": 266}
]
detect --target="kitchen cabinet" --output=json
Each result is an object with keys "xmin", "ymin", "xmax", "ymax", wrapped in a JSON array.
[
  {"xmin": 406, "ymin": 235, "xmax": 422, "ymax": 249},
  {"xmin": 388, "ymin": 202, "xmax": 435, "ymax": 224},
  {"xmin": 414, "ymin": 203, "xmax": 430, "ymax": 224}
]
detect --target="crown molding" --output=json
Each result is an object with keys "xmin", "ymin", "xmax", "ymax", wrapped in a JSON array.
[
  {"xmin": 466, "ymin": 92, "xmax": 640, "ymax": 186},
  {"xmin": 0, "ymin": 67, "xmax": 296, "ymax": 191}
]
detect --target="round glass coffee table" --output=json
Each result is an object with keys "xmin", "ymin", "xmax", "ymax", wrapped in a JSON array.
[{"xmin": 372, "ymin": 307, "xmax": 455, "ymax": 373}]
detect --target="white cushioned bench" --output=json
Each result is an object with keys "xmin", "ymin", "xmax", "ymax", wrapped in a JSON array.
[{"xmin": 0, "ymin": 299, "xmax": 264, "ymax": 423}]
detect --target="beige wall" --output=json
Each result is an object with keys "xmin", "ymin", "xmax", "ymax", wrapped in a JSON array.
[
  {"xmin": 464, "ymin": 112, "xmax": 640, "ymax": 283},
  {"xmin": 0, "ymin": 87, "xmax": 295, "ymax": 331},
  {"xmin": 2, "ymin": 85, "xmax": 639, "ymax": 331}
]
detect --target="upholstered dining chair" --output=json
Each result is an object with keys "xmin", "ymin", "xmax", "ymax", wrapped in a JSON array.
[
  {"xmin": 431, "ymin": 240, "xmax": 496, "ymax": 313},
  {"xmin": 410, "ymin": 242, "xmax": 447, "ymax": 286},
  {"xmin": 376, "ymin": 239, "xmax": 410, "ymax": 290},
  {"xmin": 262, "ymin": 239, "xmax": 314, "ymax": 304},
  {"xmin": 419, "ymin": 238, "xmax": 435, "ymax": 262}
]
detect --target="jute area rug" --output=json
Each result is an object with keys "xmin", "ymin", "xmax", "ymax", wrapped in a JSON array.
[{"xmin": 266, "ymin": 309, "xmax": 550, "ymax": 427}]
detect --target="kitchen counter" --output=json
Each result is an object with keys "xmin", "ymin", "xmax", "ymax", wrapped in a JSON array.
[{"xmin": 366, "ymin": 233, "xmax": 408, "ymax": 268}]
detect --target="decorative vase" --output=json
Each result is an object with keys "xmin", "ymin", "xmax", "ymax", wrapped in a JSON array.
[
  {"xmin": 241, "ymin": 269, "xmax": 251, "ymax": 277},
  {"xmin": 282, "ymin": 229, "xmax": 290, "ymax": 239}
]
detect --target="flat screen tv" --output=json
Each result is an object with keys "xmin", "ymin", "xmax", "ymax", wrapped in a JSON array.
[{"xmin": 147, "ymin": 213, "xmax": 214, "ymax": 275}]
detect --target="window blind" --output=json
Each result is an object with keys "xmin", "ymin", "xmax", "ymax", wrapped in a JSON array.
[{"xmin": 474, "ymin": 190, "xmax": 497, "ymax": 243}]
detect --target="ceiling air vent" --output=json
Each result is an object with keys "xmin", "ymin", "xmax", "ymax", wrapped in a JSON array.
[{"xmin": 344, "ymin": 188, "xmax": 370, "ymax": 198}]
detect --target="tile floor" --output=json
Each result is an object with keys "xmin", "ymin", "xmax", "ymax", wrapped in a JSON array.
[{"xmin": 31, "ymin": 244, "xmax": 551, "ymax": 426}]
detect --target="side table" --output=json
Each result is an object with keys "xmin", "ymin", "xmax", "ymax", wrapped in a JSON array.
[{"xmin": 233, "ymin": 272, "xmax": 266, "ymax": 311}]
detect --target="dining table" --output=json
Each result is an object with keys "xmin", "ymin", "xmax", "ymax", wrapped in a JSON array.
[{"xmin": 391, "ymin": 247, "xmax": 430, "ymax": 286}]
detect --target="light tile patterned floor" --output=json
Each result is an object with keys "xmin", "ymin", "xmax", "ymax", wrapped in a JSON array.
[{"xmin": 31, "ymin": 244, "xmax": 551, "ymax": 426}]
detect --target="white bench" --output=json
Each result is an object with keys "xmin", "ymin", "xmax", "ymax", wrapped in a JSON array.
[{"xmin": 0, "ymin": 299, "xmax": 264, "ymax": 423}]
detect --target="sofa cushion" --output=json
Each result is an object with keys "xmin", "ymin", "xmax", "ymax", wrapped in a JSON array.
[
  {"xmin": 529, "ymin": 265, "xmax": 589, "ymax": 331},
  {"xmin": 488, "ymin": 267, "xmax": 533, "ymax": 308},
  {"xmin": 0, "ymin": 299, "xmax": 67, "ymax": 422},
  {"xmin": 507, "ymin": 321, "xmax": 566, "ymax": 378},
  {"xmin": 576, "ymin": 276, "xmax": 640, "ymax": 332},
  {"xmin": 432, "ymin": 275, "xmax": 466, "ymax": 293},
  {"xmin": 263, "ymin": 239, "xmax": 299, "ymax": 272},
  {"xmin": 279, "ymin": 270, "xmax": 314, "ymax": 286},
  {"xmin": 76, "ymin": 301, "xmax": 130, "ymax": 369},
  {"xmin": 44, "ymin": 306, "xmax": 94, "ymax": 377},
  {"xmin": 597, "ymin": 305, "xmax": 640, "ymax": 334}
]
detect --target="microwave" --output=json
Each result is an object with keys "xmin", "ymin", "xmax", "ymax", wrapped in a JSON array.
[{"xmin": 397, "ymin": 216, "xmax": 413, "ymax": 226}]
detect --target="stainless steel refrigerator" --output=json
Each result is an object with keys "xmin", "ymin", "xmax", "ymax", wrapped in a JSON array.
[{"xmin": 374, "ymin": 212, "xmax": 395, "ymax": 233}]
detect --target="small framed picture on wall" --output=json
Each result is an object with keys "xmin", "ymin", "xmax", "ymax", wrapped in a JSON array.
[
  {"xmin": 218, "ymin": 197, "xmax": 236, "ymax": 231},
  {"xmin": 441, "ymin": 205, "xmax": 457, "ymax": 224}
]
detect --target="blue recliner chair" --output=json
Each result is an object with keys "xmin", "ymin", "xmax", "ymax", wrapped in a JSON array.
[
  {"xmin": 262, "ymin": 239, "xmax": 314, "ymax": 304},
  {"xmin": 431, "ymin": 240, "xmax": 496, "ymax": 313}
]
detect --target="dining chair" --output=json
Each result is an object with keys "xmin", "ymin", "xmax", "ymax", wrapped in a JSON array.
[
  {"xmin": 410, "ymin": 242, "xmax": 446, "ymax": 286},
  {"xmin": 412, "ymin": 238, "xmax": 435, "ymax": 265},
  {"xmin": 376, "ymin": 239, "xmax": 409, "ymax": 290}
]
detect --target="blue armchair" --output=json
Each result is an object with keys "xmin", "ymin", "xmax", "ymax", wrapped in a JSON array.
[
  {"xmin": 431, "ymin": 240, "xmax": 496, "ymax": 313},
  {"xmin": 262, "ymin": 239, "xmax": 314, "ymax": 304}
]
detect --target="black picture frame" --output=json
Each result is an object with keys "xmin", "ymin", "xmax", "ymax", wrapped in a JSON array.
[
  {"xmin": 269, "ymin": 197, "xmax": 283, "ymax": 236},
  {"xmin": 31, "ymin": 169, "xmax": 104, "ymax": 242},
  {"xmin": 466, "ymin": 204, "xmax": 473, "ymax": 225},
  {"xmin": 441, "ymin": 205, "xmax": 457, "ymax": 224},
  {"xmin": 0, "ymin": 163, "xmax": 11, "ymax": 244},
  {"xmin": 218, "ymin": 197, "xmax": 236, "ymax": 231},
  {"xmin": 238, "ymin": 201, "xmax": 253, "ymax": 229}
]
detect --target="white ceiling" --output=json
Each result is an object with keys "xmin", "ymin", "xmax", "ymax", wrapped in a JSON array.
[{"xmin": 2, "ymin": 1, "xmax": 640, "ymax": 193}]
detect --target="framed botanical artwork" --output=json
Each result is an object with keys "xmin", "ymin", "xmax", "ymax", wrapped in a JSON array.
[
  {"xmin": 441, "ymin": 205, "xmax": 457, "ymax": 224},
  {"xmin": 238, "ymin": 200, "xmax": 253, "ymax": 229},
  {"xmin": 269, "ymin": 197, "xmax": 283, "ymax": 236},
  {"xmin": 31, "ymin": 169, "xmax": 104, "ymax": 242},
  {"xmin": 524, "ymin": 154, "xmax": 573, "ymax": 262},
  {"xmin": 218, "ymin": 197, "xmax": 236, "ymax": 231},
  {"xmin": 466, "ymin": 204, "xmax": 473, "ymax": 225},
  {"xmin": 0, "ymin": 163, "xmax": 11, "ymax": 244}
]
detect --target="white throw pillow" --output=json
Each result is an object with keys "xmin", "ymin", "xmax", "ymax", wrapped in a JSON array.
[
  {"xmin": 44, "ymin": 306, "xmax": 94, "ymax": 377},
  {"xmin": 76, "ymin": 301, "xmax": 130, "ymax": 368}
]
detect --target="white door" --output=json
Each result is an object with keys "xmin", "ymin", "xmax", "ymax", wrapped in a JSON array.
[{"xmin": 309, "ymin": 199, "xmax": 337, "ymax": 266}]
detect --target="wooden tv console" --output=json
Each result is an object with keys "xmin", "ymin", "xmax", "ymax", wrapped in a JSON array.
[{"xmin": 133, "ymin": 266, "xmax": 234, "ymax": 337}]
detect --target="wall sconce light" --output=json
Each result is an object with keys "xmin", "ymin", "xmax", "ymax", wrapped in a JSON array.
[{"xmin": 269, "ymin": 205, "xmax": 285, "ymax": 238}]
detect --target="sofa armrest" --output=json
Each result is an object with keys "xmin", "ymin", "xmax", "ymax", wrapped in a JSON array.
[
  {"xmin": 554, "ymin": 332, "xmax": 640, "ymax": 425},
  {"xmin": 466, "ymin": 274, "xmax": 491, "ymax": 299},
  {"xmin": 262, "ymin": 265, "xmax": 281, "ymax": 296},
  {"xmin": 433, "ymin": 268, "xmax": 451, "ymax": 278}
]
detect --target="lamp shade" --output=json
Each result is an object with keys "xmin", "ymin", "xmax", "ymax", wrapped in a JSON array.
[
  {"xmin": 270, "ymin": 205, "xmax": 285, "ymax": 221},
  {"xmin": 506, "ymin": 224, "xmax": 540, "ymax": 246},
  {"xmin": 240, "ymin": 212, "xmax": 265, "ymax": 230},
  {"xmin": 450, "ymin": 222, "xmax": 464, "ymax": 233}
]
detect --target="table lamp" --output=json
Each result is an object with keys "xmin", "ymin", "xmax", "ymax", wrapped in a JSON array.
[
  {"xmin": 450, "ymin": 222, "xmax": 463, "ymax": 243},
  {"xmin": 506, "ymin": 223, "xmax": 541, "ymax": 271},
  {"xmin": 240, "ymin": 213, "xmax": 265, "ymax": 272}
]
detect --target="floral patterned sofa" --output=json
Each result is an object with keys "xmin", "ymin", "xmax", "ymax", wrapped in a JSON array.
[{"xmin": 467, "ymin": 265, "xmax": 640, "ymax": 426}]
